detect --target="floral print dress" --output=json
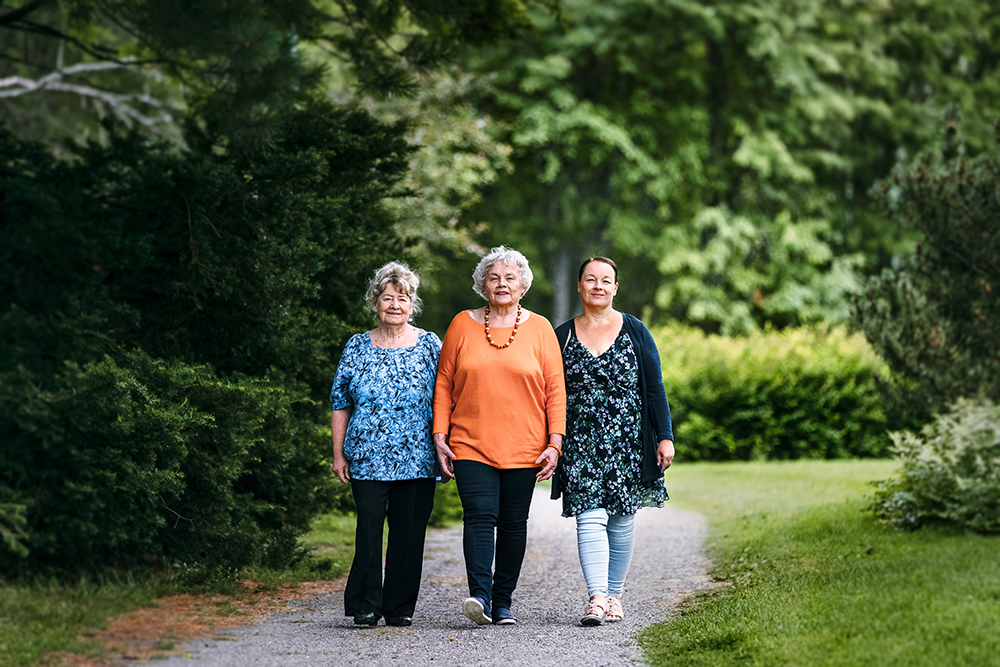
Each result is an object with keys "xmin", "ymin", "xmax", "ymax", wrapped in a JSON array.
[
  {"xmin": 329, "ymin": 329, "xmax": 441, "ymax": 481},
  {"xmin": 560, "ymin": 328, "xmax": 667, "ymax": 517}
]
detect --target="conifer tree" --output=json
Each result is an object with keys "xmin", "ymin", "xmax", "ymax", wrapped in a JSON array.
[
  {"xmin": 854, "ymin": 120, "xmax": 1000, "ymax": 416},
  {"xmin": 0, "ymin": 0, "xmax": 547, "ymax": 574}
]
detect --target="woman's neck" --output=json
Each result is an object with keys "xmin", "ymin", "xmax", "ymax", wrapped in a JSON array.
[
  {"xmin": 579, "ymin": 304, "xmax": 618, "ymax": 326},
  {"xmin": 377, "ymin": 322, "xmax": 409, "ymax": 339},
  {"xmin": 488, "ymin": 302, "xmax": 520, "ymax": 321}
]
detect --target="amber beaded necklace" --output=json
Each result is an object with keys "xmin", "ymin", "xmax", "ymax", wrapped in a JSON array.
[{"xmin": 484, "ymin": 304, "xmax": 521, "ymax": 349}]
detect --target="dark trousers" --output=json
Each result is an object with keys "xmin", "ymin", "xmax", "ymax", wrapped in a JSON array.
[
  {"xmin": 344, "ymin": 477, "xmax": 436, "ymax": 618},
  {"xmin": 453, "ymin": 460, "xmax": 538, "ymax": 612}
]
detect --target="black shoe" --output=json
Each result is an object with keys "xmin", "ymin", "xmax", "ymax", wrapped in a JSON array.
[
  {"xmin": 492, "ymin": 607, "xmax": 517, "ymax": 625},
  {"xmin": 385, "ymin": 616, "xmax": 412, "ymax": 627},
  {"xmin": 353, "ymin": 610, "xmax": 381, "ymax": 626}
]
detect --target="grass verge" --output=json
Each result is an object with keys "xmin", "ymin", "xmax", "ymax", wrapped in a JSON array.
[
  {"xmin": 0, "ymin": 512, "xmax": 357, "ymax": 666},
  {"xmin": 2, "ymin": 483, "xmax": 463, "ymax": 665},
  {"xmin": 0, "ymin": 580, "xmax": 156, "ymax": 666},
  {"xmin": 640, "ymin": 460, "xmax": 1000, "ymax": 666}
]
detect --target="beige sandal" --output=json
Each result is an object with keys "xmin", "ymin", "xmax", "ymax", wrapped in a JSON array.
[
  {"xmin": 605, "ymin": 595, "xmax": 623, "ymax": 622},
  {"xmin": 581, "ymin": 594, "xmax": 608, "ymax": 626}
]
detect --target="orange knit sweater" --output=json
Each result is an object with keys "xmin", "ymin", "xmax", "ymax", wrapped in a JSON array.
[{"xmin": 433, "ymin": 310, "xmax": 566, "ymax": 468}]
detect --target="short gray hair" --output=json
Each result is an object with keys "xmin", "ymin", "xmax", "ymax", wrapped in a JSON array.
[
  {"xmin": 471, "ymin": 246, "xmax": 533, "ymax": 300},
  {"xmin": 365, "ymin": 261, "xmax": 422, "ymax": 320}
]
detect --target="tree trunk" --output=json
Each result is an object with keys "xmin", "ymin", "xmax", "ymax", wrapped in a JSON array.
[{"xmin": 552, "ymin": 244, "xmax": 573, "ymax": 326}]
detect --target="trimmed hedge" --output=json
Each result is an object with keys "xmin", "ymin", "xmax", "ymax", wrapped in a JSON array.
[{"xmin": 657, "ymin": 325, "xmax": 889, "ymax": 461}]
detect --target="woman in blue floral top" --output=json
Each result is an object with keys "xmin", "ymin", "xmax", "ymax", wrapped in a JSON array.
[{"xmin": 330, "ymin": 262, "xmax": 441, "ymax": 628}]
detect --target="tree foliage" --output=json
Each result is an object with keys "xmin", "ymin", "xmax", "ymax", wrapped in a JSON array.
[
  {"xmin": 0, "ymin": 98, "xmax": 411, "ymax": 574},
  {"xmin": 1, "ymin": 0, "xmax": 552, "ymax": 576},
  {"xmin": 1, "ymin": 0, "xmax": 544, "ymax": 149},
  {"xmin": 363, "ymin": 70, "xmax": 514, "ymax": 274},
  {"xmin": 443, "ymin": 0, "xmax": 1000, "ymax": 332},
  {"xmin": 853, "ymin": 121, "xmax": 1000, "ymax": 416}
]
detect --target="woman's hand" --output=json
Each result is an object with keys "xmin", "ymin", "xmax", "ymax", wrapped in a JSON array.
[
  {"xmin": 535, "ymin": 446, "xmax": 559, "ymax": 482},
  {"xmin": 657, "ymin": 439, "xmax": 675, "ymax": 472},
  {"xmin": 434, "ymin": 433, "xmax": 456, "ymax": 482},
  {"xmin": 332, "ymin": 456, "xmax": 351, "ymax": 484}
]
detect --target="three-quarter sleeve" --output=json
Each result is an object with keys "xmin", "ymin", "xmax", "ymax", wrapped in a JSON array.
[
  {"xmin": 540, "ymin": 324, "xmax": 567, "ymax": 436},
  {"xmin": 330, "ymin": 334, "xmax": 361, "ymax": 411},
  {"xmin": 432, "ymin": 317, "xmax": 460, "ymax": 435}
]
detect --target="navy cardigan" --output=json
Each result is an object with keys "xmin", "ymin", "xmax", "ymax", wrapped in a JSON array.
[{"xmin": 551, "ymin": 313, "xmax": 673, "ymax": 500}]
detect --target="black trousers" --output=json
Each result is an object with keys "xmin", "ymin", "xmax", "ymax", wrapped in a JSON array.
[{"xmin": 344, "ymin": 477, "xmax": 436, "ymax": 618}]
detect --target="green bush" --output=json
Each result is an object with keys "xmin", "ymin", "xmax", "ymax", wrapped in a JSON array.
[
  {"xmin": 0, "ymin": 99, "xmax": 409, "ymax": 576},
  {"xmin": 657, "ymin": 325, "xmax": 888, "ymax": 461},
  {"xmin": 870, "ymin": 398, "xmax": 1000, "ymax": 533}
]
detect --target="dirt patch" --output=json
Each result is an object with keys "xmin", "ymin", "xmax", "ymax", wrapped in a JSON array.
[{"xmin": 55, "ymin": 579, "xmax": 345, "ymax": 666}]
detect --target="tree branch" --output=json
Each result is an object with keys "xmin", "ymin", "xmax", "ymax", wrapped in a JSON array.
[
  {"xmin": 8, "ymin": 18, "xmax": 165, "ymax": 66},
  {"xmin": 0, "ymin": 0, "xmax": 50, "ymax": 26},
  {"xmin": 0, "ymin": 66, "xmax": 177, "ymax": 127}
]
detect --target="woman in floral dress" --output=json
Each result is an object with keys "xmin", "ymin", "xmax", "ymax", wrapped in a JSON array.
[
  {"xmin": 553, "ymin": 257, "xmax": 675, "ymax": 626},
  {"xmin": 330, "ymin": 262, "xmax": 441, "ymax": 628}
]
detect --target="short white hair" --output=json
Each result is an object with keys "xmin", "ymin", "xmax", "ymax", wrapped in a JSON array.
[
  {"xmin": 365, "ymin": 261, "xmax": 422, "ymax": 320},
  {"xmin": 471, "ymin": 246, "xmax": 533, "ymax": 300}
]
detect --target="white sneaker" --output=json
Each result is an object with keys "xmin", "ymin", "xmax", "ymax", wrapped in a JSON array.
[{"xmin": 462, "ymin": 597, "xmax": 492, "ymax": 625}]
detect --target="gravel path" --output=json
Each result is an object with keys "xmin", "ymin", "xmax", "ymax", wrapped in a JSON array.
[{"xmin": 159, "ymin": 488, "xmax": 715, "ymax": 666}]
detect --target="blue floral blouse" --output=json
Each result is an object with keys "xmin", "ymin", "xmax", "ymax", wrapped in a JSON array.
[{"xmin": 330, "ymin": 330, "xmax": 442, "ymax": 481}]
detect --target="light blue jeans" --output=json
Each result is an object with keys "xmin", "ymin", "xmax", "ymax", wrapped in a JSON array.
[{"xmin": 576, "ymin": 509, "xmax": 636, "ymax": 597}]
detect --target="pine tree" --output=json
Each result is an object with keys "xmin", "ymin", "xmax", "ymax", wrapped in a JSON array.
[{"xmin": 854, "ymin": 120, "xmax": 1000, "ymax": 416}]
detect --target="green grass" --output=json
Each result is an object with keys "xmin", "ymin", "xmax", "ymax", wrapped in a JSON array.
[
  {"xmin": 0, "ymin": 579, "xmax": 156, "ymax": 666},
  {"xmin": 0, "ymin": 512, "xmax": 358, "ymax": 666},
  {"xmin": 641, "ymin": 460, "xmax": 1000, "ymax": 666}
]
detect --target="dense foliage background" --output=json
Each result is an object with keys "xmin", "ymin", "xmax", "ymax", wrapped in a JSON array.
[
  {"xmin": 419, "ymin": 0, "xmax": 1000, "ymax": 334},
  {"xmin": 3, "ymin": 0, "xmax": 1000, "ymax": 573},
  {"xmin": 0, "ymin": 0, "xmax": 545, "ymax": 576},
  {"xmin": 857, "ymin": 123, "xmax": 1000, "ymax": 532}
]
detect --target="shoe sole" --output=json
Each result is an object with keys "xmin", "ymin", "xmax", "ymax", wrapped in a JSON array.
[
  {"xmin": 581, "ymin": 615, "xmax": 603, "ymax": 627},
  {"xmin": 494, "ymin": 618, "xmax": 517, "ymax": 626},
  {"xmin": 462, "ymin": 598, "xmax": 492, "ymax": 625}
]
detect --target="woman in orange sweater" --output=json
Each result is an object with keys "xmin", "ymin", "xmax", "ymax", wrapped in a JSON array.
[{"xmin": 433, "ymin": 246, "xmax": 566, "ymax": 627}]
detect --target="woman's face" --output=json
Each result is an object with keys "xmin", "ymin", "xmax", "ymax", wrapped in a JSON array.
[
  {"xmin": 484, "ymin": 262, "xmax": 524, "ymax": 308},
  {"xmin": 375, "ymin": 282, "xmax": 412, "ymax": 326},
  {"xmin": 578, "ymin": 261, "xmax": 618, "ymax": 308}
]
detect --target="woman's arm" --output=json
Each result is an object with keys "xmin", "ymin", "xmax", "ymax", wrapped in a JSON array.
[
  {"xmin": 636, "ymin": 318, "xmax": 674, "ymax": 442},
  {"xmin": 329, "ymin": 335, "xmax": 359, "ymax": 484},
  {"xmin": 535, "ymin": 320, "xmax": 566, "ymax": 482},
  {"xmin": 331, "ymin": 408, "xmax": 352, "ymax": 483},
  {"xmin": 432, "ymin": 317, "xmax": 461, "ymax": 481}
]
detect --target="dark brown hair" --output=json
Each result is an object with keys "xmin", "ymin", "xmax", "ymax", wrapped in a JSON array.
[{"xmin": 577, "ymin": 256, "xmax": 618, "ymax": 282}]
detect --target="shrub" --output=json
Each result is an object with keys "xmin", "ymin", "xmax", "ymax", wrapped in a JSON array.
[
  {"xmin": 657, "ymin": 325, "xmax": 888, "ymax": 461},
  {"xmin": 0, "ymin": 99, "xmax": 409, "ymax": 576},
  {"xmin": 870, "ymin": 398, "xmax": 1000, "ymax": 533}
]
